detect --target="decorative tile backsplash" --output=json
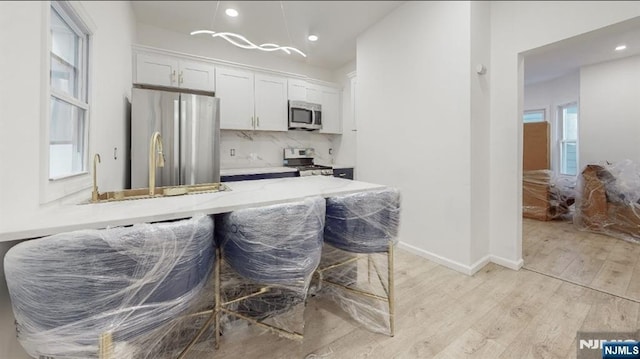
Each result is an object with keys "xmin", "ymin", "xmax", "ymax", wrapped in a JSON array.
[{"xmin": 220, "ymin": 130, "xmax": 335, "ymax": 168}]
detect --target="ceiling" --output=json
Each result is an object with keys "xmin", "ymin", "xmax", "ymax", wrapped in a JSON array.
[
  {"xmin": 131, "ymin": 1, "xmax": 404, "ymax": 70},
  {"xmin": 524, "ymin": 16, "xmax": 640, "ymax": 85}
]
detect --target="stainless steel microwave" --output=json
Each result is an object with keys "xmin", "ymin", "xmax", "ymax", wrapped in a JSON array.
[{"xmin": 288, "ymin": 100, "xmax": 322, "ymax": 130}]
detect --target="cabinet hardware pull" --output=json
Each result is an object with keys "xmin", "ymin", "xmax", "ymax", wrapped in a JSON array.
[
  {"xmin": 251, "ymin": 116, "xmax": 254, "ymax": 127},
  {"xmin": 257, "ymin": 117, "xmax": 260, "ymax": 127},
  {"xmin": 172, "ymin": 70, "xmax": 176, "ymax": 83},
  {"xmin": 178, "ymin": 71, "xmax": 183, "ymax": 84}
]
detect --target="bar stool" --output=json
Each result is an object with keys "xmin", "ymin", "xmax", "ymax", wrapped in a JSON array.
[
  {"xmin": 3, "ymin": 215, "xmax": 215, "ymax": 359},
  {"xmin": 316, "ymin": 187, "xmax": 400, "ymax": 336},
  {"xmin": 213, "ymin": 196, "xmax": 325, "ymax": 347}
]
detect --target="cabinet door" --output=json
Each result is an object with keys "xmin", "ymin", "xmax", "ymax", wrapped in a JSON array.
[
  {"xmin": 135, "ymin": 53, "xmax": 179, "ymax": 87},
  {"xmin": 287, "ymin": 79, "xmax": 307, "ymax": 101},
  {"xmin": 306, "ymin": 84, "xmax": 322, "ymax": 104},
  {"xmin": 319, "ymin": 86, "xmax": 342, "ymax": 134},
  {"xmin": 254, "ymin": 74, "xmax": 287, "ymax": 131},
  {"xmin": 215, "ymin": 67, "xmax": 254, "ymax": 130},
  {"xmin": 178, "ymin": 60, "xmax": 215, "ymax": 92}
]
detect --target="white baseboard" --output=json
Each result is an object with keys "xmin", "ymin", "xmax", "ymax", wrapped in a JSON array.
[
  {"xmin": 489, "ymin": 255, "xmax": 524, "ymax": 271},
  {"xmin": 397, "ymin": 241, "xmax": 523, "ymax": 275},
  {"xmin": 468, "ymin": 255, "xmax": 492, "ymax": 275},
  {"xmin": 397, "ymin": 241, "xmax": 476, "ymax": 275}
]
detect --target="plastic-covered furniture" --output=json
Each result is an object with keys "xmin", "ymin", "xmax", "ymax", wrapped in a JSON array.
[
  {"xmin": 3, "ymin": 215, "xmax": 214, "ymax": 359},
  {"xmin": 317, "ymin": 187, "xmax": 400, "ymax": 336},
  {"xmin": 213, "ymin": 196, "xmax": 325, "ymax": 346}
]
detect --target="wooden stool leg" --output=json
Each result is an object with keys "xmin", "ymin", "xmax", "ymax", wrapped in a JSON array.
[
  {"xmin": 388, "ymin": 243, "xmax": 395, "ymax": 337},
  {"xmin": 214, "ymin": 247, "xmax": 221, "ymax": 349},
  {"xmin": 99, "ymin": 331, "xmax": 112, "ymax": 359}
]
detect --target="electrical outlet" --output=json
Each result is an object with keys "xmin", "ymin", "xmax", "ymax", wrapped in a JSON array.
[{"xmin": 230, "ymin": 149, "xmax": 235, "ymax": 156}]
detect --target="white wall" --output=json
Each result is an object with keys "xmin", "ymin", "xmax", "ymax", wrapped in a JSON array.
[
  {"xmin": 136, "ymin": 23, "xmax": 335, "ymax": 83},
  {"xmin": 490, "ymin": 1, "xmax": 640, "ymax": 266},
  {"xmin": 469, "ymin": 1, "xmax": 492, "ymax": 266},
  {"xmin": 357, "ymin": 1, "xmax": 476, "ymax": 271},
  {"xmin": 0, "ymin": 2, "xmax": 135, "ymax": 356},
  {"xmin": 580, "ymin": 55, "xmax": 640, "ymax": 168},
  {"xmin": 524, "ymin": 71, "xmax": 580, "ymax": 173}
]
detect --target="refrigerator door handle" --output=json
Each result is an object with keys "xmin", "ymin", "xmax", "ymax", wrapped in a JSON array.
[
  {"xmin": 173, "ymin": 99, "xmax": 180, "ymax": 185},
  {"xmin": 180, "ymin": 99, "xmax": 187, "ymax": 185}
]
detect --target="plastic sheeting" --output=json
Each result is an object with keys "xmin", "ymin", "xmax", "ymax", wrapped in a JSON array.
[
  {"xmin": 4, "ymin": 215, "xmax": 215, "ymax": 359},
  {"xmin": 575, "ymin": 160, "xmax": 640, "ymax": 243},
  {"xmin": 324, "ymin": 188, "xmax": 400, "ymax": 253},
  {"xmin": 318, "ymin": 188, "xmax": 400, "ymax": 335},
  {"xmin": 523, "ymin": 170, "xmax": 576, "ymax": 221},
  {"xmin": 215, "ymin": 196, "xmax": 325, "ymax": 340}
]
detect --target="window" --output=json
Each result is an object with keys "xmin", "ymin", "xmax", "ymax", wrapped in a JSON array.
[
  {"xmin": 523, "ymin": 109, "xmax": 545, "ymax": 123},
  {"xmin": 49, "ymin": 2, "xmax": 90, "ymax": 179},
  {"xmin": 559, "ymin": 103, "xmax": 578, "ymax": 176}
]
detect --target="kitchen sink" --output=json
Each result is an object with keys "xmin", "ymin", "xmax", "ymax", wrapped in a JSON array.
[{"xmin": 88, "ymin": 183, "xmax": 230, "ymax": 203}]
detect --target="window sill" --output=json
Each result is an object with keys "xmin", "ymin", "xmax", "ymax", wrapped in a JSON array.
[{"xmin": 49, "ymin": 171, "xmax": 89, "ymax": 182}]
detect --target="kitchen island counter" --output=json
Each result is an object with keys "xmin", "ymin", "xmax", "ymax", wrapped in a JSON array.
[{"xmin": 0, "ymin": 176, "xmax": 386, "ymax": 242}]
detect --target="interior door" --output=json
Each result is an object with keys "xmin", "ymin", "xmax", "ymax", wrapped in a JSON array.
[{"xmin": 180, "ymin": 94, "xmax": 220, "ymax": 185}]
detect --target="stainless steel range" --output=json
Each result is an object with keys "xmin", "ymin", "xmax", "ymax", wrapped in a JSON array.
[{"xmin": 283, "ymin": 148, "xmax": 333, "ymax": 176}]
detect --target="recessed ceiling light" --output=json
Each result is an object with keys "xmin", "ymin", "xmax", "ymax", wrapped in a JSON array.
[
  {"xmin": 615, "ymin": 44, "xmax": 627, "ymax": 51},
  {"xmin": 225, "ymin": 8, "xmax": 238, "ymax": 17},
  {"xmin": 308, "ymin": 35, "xmax": 318, "ymax": 42}
]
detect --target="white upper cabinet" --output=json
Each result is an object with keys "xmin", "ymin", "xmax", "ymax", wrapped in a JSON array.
[
  {"xmin": 305, "ymin": 84, "xmax": 322, "ymax": 104},
  {"xmin": 178, "ymin": 59, "xmax": 216, "ymax": 92},
  {"xmin": 216, "ymin": 67, "xmax": 287, "ymax": 131},
  {"xmin": 319, "ymin": 86, "xmax": 342, "ymax": 134},
  {"xmin": 134, "ymin": 52, "xmax": 215, "ymax": 92},
  {"xmin": 287, "ymin": 79, "xmax": 307, "ymax": 102},
  {"xmin": 135, "ymin": 53, "xmax": 179, "ymax": 88},
  {"xmin": 215, "ymin": 67, "xmax": 255, "ymax": 131},
  {"xmin": 254, "ymin": 74, "xmax": 288, "ymax": 131}
]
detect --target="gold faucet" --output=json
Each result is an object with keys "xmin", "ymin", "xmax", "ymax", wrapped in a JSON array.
[
  {"xmin": 149, "ymin": 132, "xmax": 165, "ymax": 196},
  {"xmin": 92, "ymin": 154, "xmax": 101, "ymax": 202}
]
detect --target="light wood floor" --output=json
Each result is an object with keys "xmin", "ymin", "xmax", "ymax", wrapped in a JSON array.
[
  {"xmin": 3, "ymin": 248, "xmax": 640, "ymax": 358},
  {"xmin": 523, "ymin": 217, "xmax": 640, "ymax": 303}
]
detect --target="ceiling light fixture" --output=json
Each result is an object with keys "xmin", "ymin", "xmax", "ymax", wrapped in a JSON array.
[
  {"xmin": 225, "ymin": 8, "xmax": 238, "ymax": 17},
  {"xmin": 615, "ymin": 44, "xmax": 627, "ymax": 51},
  {"xmin": 191, "ymin": 1, "xmax": 306, "ymax": 58},
  {"xmin": 308, "ymin": 35, "xmax": 318, "ymax": 42},
  {"xmin": 191, "ymin": 30, "xmax": 306, "ymax": 57}
]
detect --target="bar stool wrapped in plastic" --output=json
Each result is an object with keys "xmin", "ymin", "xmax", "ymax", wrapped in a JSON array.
[
  {"xmin": 316, "ymin": 187, "xmax": 400, "ymax": 336},
  {"xmin": 3, "ymin": 215, "xmax": 214, "ymax": 359},
  {"xmin": 213, "ymin": 196, "xmax": 325, "ymax": 347}
]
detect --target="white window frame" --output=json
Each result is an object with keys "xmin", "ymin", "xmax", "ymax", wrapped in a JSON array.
[
  {"xmin": 523, "ymin": 109, "xmax": 545, "ymax": 123},
  {"xmin": 41, "ymin": 1, "xmax": 95, "ymax": 203},
  {"xmin": 558, "ymin": 102, "xmax": 578, "ymax": 176}
]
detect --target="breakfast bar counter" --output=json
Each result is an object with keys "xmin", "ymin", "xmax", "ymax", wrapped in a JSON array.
[{"xmin": 0, "ymin": 176, "xmax": 387, "ymax": 242}]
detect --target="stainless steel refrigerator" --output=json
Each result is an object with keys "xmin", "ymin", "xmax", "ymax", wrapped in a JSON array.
[{"xmin": 131, "ymin": 86, "xmax": 220, "ymax": 189}]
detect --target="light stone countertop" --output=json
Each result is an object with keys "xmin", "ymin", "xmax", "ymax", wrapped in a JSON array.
[
  {"xmin": 0, "ymin": 176, "xmax": 386, "ymax": 242},
  {"xmin": 220, "ymin": 167, "xmax": 298, "ymax": 176}
]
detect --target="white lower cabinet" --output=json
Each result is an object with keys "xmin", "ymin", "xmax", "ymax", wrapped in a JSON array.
[{"xmin": 216, "ymin": 67, "xmax": 287, "ymax": 131}]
